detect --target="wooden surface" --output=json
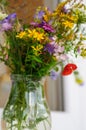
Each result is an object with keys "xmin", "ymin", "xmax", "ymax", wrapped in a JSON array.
[{"xmin": 7, "ymin": 0, "xmax": 43, "ymax": 24}]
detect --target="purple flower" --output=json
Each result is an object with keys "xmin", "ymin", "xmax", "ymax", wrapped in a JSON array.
[
  {"xmin": 30, "ymin": 21, "xmax": 55, "ymax": 33},
  {"xmin": 50, "ymin": 70, "xmax": 58, "ymax": 80},
  {"xmin": 44, "ymin": 40, "xmax": 62, "ymax": 55},
  {"xmin": 34, "ymin": 11, "xmax": 45, "ymax": 20},
  {"xmin": 54, "ymin": 46, "xmax": 64, "ymax": 53},
  {"xmin": 8, "ymin": 13, "xmax": 16, "ymax": 19},
  {"xmin": 60, "ymin": 54, "xmax": 68, "ymax": 61},
  {"xmin": 1, "ymin": 22, "xmax": 12, "ymax": 31},
  {"xmin": 3, "ymin": 13, "xmax": 17, "ymax": 23},
  {"xmin": 30, "ymin": 22, "xmax": 39, "ymax": 27},
  {"xmin": 62, "ymin": 6, "xmax": 70, "ymax": 14},
  {"xmin": 77, "ymin": 47, "xmax": 81, "ymax": 54},
  {"xmin": 0, "ymin": 13, "xmax": 16, "ymax": 31},
  {"xmin": 54, "ymin": 53, "xmax": 68, "ymax": 61},
  {"xmin": 40, "ymin": 21, "xmax": 55, "ymax": 33},
  {"xmin": 44, "ymin": 43, "xmax": 55, "ymax": 55}
]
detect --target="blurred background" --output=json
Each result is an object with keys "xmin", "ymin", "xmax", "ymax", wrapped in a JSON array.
[{"xmin": 0, "ymin": 0, "xmax": 86, "ymax": 130}]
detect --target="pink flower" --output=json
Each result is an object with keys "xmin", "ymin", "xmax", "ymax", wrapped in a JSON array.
[
  {"xmin": 54, "ymin": 46, "xmax": 64, "ymax": 53},
  {"xmin": 59, "ymin": 54, "xmax": 68, "ymax": 61},
  {"xmin": 1, "ymin": 22, "xmax": 12, "ymax": 31}
]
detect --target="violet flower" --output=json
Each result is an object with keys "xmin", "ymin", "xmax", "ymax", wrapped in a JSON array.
[
  {"xmin": 30, "ymin": 22, "xmax": 39, "ymax": 27},
  {"xmin": 0, "ymin": 13, "xmax": 16, "ymax": 31},
  {"xmin": 59, "ymin": 54, "xmax": 69, "ymax": 61},
  {"xmin": 54, "ymin": 46, "xmax": 64, "ymax": 53},
  {"xmin": 3, "ymin": 13, "xmax": 17, "ymax": 23},
  {"xmin": 39, "ymin": 21, "xmax": 55, "ymax": 33},
  {"xmin": 30, "ymin": 21, "xmax": 55, "ymax": 33},
  {"xmin": 44, "ymin": 43, "xmax": 55, "ymax": 55},
  {"xmin": 44, "ymin": 40, "xmax": 62, "ymax": 55},
  {"xmin": 34, "ymin": 11, "xmax": 45, "ymax": 20},
  {"xmin": 77, "ymin": 47, "xmax": 81, "ymax": 54},
  {"xmin": 54, "ymin": 53, "xmax": 68, "ymax": 61},
  {"xmin": 62, "ymin": 6, "xmax": 70, "ymax": 14},
  {"xmin": 1, "ymin": 22, "xmax": 12, "ymax": 31},
  {"xmin": 50, "ymin": 70, "xmax": 58, "ymax": 80}
]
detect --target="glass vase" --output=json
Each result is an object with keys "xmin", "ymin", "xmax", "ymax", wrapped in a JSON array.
[{"xmin": 2, "ymin": 75, "xmax": 51, "ymax": 130}]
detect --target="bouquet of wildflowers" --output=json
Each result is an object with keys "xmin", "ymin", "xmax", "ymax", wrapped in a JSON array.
[
  {"xmin": 0, "ymin": 0, "xmax": 86, "ymax": 129},
  {"xmin": 0, "ymin": 0, "xmax": 86, "ymax": 83},
  {"xmin": 0, "ymin": 13, "xmax": 58, "ymax": 80},
  {"xmin": 31, "ymin": 0, "xmax": 86, "ymax": 82}
]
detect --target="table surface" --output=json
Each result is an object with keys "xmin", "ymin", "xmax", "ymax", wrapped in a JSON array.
[{"xmin": 0, "ymin": 109, "xmax": 75, "ymax": 130}]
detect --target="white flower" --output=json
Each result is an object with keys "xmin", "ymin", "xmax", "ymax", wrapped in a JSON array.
[{"xmin": 0, "ymin": 12, "xmax": 7, "ymax": 20}]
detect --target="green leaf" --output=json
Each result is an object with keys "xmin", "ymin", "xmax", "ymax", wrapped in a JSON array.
[{"xmin": 32, "ymin": 56, "xmax": 42, "ymax": 63}]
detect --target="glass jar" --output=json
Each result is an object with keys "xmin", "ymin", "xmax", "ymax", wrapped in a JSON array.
[{"xmin": 2, "ymin": 75, "xmax": 51, "ymax": 130}]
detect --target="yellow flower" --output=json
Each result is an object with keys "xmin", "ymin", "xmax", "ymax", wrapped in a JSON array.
[
  {"xmin": 80, "ymin": 34, "xmax": 86, "ymax": 40},
  {"xmin": 43, "ymin": 7, "xmax": 52, "ymax": 22},
  {"xmin": 75, "ymin": 78, "xmax": 83, "ymax": 85},
  {"xmin": 35, "ymin": 33, "xmax": 44, "ymax": 41},
  {"xmin": 28, "ymin": 29, "xmax": 45, "ymax": 41},
  {"xmin": 28, "ymin": 29, "xmax": 36, "ymax": 37},
  {"xmin": 62, "ymin": 21, "xmax": 74, "ymax": 28},
  {"xmin": 16, "ymin": 31, "xmax": 27, "ymax": 39},
  {"xmin": 60, "ymin": 13, "xmax": 78, "ymax": 22},
  {"xmin": 52, "ymin": 1, "xmax": 67, "ymax": 16},
  {"xmin": 81, "ymin": 48, "xmax": 86, "ymax": 57},
  {"xmin": 43, "ymin": 15, "xmax": 49, "ymax": 22},
  {"xmin": 67, "ymin": 34, "xmax": 74, "ymax": 40},
  {"xmin": 69, "ymin": 15, "xmax": 78, "ymax": 22},
  {"xmin": 80, "ymin": 34, "xmax": 83, "ymax": 38},
  {"xmin": 31, "ymin": 45, "xmax": 43, "ymax": 55}
]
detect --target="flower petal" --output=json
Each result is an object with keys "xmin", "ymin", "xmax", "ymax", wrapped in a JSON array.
[
  {"xmin": 62, "ymin": 67, "xmax": 72, "ymax": 76},
  {"xmin": 65, "ymin": 63, "xmax": 77, "ymax": 70}
]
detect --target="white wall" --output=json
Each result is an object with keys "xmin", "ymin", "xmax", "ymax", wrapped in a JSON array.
[
  {"xmin": 44, "ymin": 0, "xmax": 86, "ymax": 130},
  {"xmin": 44, "ymin": 0, "xmax": 58, "ymax": 10},
  {"xmin": 63, "ymin": 57, "xmax": 86, "ymax": 130},
  {"xmin": 63, "ymin": 0, "xmax": 86, "ymax": 129}
]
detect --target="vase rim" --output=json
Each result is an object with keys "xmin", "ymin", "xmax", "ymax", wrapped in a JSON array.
[{"xmin": 11, "ymin": 74, "xmax": 42, "ymax": 81}]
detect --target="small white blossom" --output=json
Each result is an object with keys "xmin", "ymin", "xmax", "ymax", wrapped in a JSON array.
[{"xmin": 0, "ymin": 12, "xmax": 7, "ymax": 20}]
